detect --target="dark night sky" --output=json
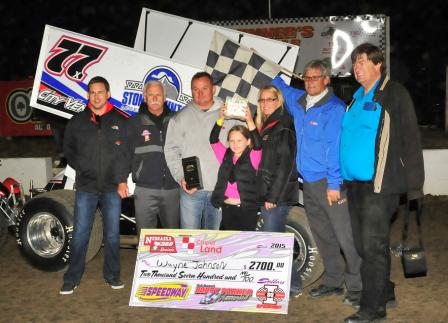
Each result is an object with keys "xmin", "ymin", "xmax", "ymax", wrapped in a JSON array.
[{"xmin": 0, "ymin": 0, "xmax": 446, "ymax": 123}]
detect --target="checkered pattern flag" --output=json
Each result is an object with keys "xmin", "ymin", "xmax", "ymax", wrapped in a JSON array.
[{"xmin": 205, "ymin": 31, "xmax": 281, "ymax": 110}]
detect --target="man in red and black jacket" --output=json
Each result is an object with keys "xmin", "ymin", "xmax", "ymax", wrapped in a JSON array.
[{"xmin": 60, "ymin": 76, "xmax": 129, "ymax": 295}]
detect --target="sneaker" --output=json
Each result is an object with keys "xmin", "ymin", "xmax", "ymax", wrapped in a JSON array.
[
  {"xmin": 309, "ymin": 284, "xmax": 344, "ymax": 298},
  {"xmin": 343, "ymin": 290, "xmax": 362, "ymax": 308},
  {"xmin": 60, "ymin": 282, "xmax": 78, "ymax": 295},
  {"xmin": 106, "ymin": 279, "xmax": 124, "ymax": 289}
]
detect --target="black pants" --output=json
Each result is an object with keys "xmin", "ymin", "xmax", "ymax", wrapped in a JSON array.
[
  {"xmin": 221, "ymin": 204, "xmax": 259, "ymax": 231},
  {"xmin": 346, "ymin": 181, "xmax": 399, "ymax": 316}
]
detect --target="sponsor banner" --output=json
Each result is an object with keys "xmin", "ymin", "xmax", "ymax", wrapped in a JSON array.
[
  {"xmin": 0, "ymin": 80, "xmax": 52, "ymax": 136},
  {"xmin": 211, "ymin": 15, "xmax": 389, "ymax": 76},
  {"xmin": 129, "ymin": 229, "xmax": 294, "ymax": 314},
  {"xmin": 30, "ymin": 25, "xmax": 200, "ymax": 119},
  {"xmin": 134, "ymin": 8, "xmax": 299, "ymax": 83}
]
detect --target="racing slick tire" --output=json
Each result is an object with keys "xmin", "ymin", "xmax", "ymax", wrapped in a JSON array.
[
  {"xmin": 256, "ymin": 206, "xmax": 324, "ymax": 287},
  {"xmin": 0, "ymin": 216, "xmax": 8, "ymax": 248},
  {"xmin": 286, "ymin": 206, "xmax": 324, "ymax": 287},
  {"xmin": 16, "ymin": 190, "xmax": 103, "ymax": 271}
]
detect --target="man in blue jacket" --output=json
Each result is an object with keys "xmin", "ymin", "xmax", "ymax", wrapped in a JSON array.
[{"xmin": 273, "ymin": 60, "xmax": 361, "ymax": 304}]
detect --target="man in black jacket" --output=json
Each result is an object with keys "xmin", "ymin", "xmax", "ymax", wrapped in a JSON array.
[
  {"xmin": 60, "ymin": 76, "xmax": 129, "ymax": 295},
  {"xmin": 125, "ymin": 80, "xmax": 179, "ymax": 236},
  {"xmin": 341, "ymin": 44, "xmax": 425, "ymax": 322}
]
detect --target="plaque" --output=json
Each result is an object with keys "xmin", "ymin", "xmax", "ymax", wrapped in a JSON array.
[
  {"xmin": 182, "ymin": 156, "xmax": 203, "ymax": 190},
  {"xmin": 225, "ymin": 95, "xmax": 247, "ymax": 119}
]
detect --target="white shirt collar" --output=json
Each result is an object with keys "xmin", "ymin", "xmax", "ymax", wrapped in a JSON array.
[{"xmin": 306, "ymin": 88, "xmax": 328, "ymax": 110}]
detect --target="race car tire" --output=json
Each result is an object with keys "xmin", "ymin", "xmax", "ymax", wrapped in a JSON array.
[
  {"xmin": 0, "ymin": 216, "xmax": 8, "ymax": 248},
  {"xmin": 16, "ymin": 190, "xmax": 103, "ymax": 271},
  {"xmin": 286, "ymin": 206, "xmax": 324, "ymax": 287},
  {"xmin": 256, "ymin": 206, "xmax": 324, "ymax": 287}
]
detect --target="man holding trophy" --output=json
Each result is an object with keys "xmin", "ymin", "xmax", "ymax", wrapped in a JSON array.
[{"xmin": 165, "ymin": 72, "xmax": 242, "ymax": 229}]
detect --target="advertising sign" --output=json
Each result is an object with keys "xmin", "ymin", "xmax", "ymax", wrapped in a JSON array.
[
  {"xmin": 211, "ymin": 15, "xmax": 389, "ymax": 76},
  {"xmin": 129, "ymin": 229, "xmax": 294, "ymax": 314},
  {"xmin": 30, "ymin": 25, "xmax": 201, "ymax": 119},
  {"xmin": 0, "ymin": 80, "xmax": 52, "ymax": 136}
]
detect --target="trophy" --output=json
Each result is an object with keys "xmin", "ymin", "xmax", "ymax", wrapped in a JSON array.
[
  {"xmin": 225, "ymin": 95, "xmax": 247, "ymax": 119},
  {"xmin": 182, "ymin": 156, "xmax": 203, "ymax": 190}
]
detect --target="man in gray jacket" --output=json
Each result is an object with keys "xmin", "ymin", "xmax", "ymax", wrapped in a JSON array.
[{"xmin": 165, "ymin": 72, "xmax": 234, "ymax": 229}]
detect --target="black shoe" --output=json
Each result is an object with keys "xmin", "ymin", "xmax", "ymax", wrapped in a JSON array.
[
  {"xmin": 343, "ymin": 290, "xmax": 362, "ymax": 308},
  {"xmin": 386, "ymin": 281, "xmax": 397, "ymax": 308},
  {"xmin": 106, "ymin": 279, "xmax": 124, "ymax": 289},
  {"xmin": 60, "ymin": 282, "xmax": 78, "ymax": 295},
  {"xmin": 309, "ymin": 284, "xmax": 344, "ymax": 298},
  {"xmin": 386, "ymin": 294, "xmax": 397, "ymax": 309},
  {"xmin": 342, "ymin": 292, "xmax": 396, "ymax": 310},
  {"xmin": 290, "ymin": 288, "xmax": 303, "ymax": 298},
  {"xmin": 344, "ymin": 311, "xmax": 386, "ymax": 323}
]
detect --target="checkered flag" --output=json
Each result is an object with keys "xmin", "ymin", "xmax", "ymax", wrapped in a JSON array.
[{"xmin": 205, "ymin": 31, "xmax": 281, "ymax": 111}]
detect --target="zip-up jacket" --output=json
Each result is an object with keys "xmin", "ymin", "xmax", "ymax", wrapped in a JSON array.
[
  {"xmin": 63, "ymin": 103, "xmax": 129, "ymax": 193},
  {"xmin": 273, "ymin": 76, "xmax": 346, "ymax": 190},
  {"xmin": 257, "ymin": 108, "xmax": 299, "ymax": 205},
  {"xmin": 164, "ymin": 97, "xmax": 243, "ymax": 191},
  {"xmin": 126, "ymin": 103, "xmax": 178, "ymax": 190},
  {"xmin": 352, "ymin": 75, "xmax": 425, "ymax": 197},
  {"xmin": 210, "ymin": 122, "xmax": 262, "ymax": 207}
]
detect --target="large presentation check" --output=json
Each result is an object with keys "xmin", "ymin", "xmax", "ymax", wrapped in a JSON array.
[{"xmin": 129, "ymin": 229, "xmax": 294, "ymax": 314}]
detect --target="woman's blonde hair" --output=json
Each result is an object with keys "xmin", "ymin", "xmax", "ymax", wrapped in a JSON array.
[{"xmin": 255, "ymin": 85, "xmax": 284, "ymax": 129}]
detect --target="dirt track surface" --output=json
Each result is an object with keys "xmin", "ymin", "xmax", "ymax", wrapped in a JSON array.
[{"xmin": 1, "ymin": 195, "xmax": 447, "ymax": 323}]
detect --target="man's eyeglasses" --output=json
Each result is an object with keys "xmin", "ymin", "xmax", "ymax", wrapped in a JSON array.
[
  {"xmin": 303, "ymin": 75, "xmax": 325, "ymax": 81},
  {"xmin": 258, "ymin": 97, "xmax": 278, "ymax": 103}
]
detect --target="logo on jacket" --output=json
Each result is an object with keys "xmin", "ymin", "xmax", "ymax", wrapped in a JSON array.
[
  {"xmin": 141, "ymin": 129, "xmax": 151, "ymax": 142},
  {"xmin": 309, "ymin": 121, "xmax": 318, "ymax": 126}
]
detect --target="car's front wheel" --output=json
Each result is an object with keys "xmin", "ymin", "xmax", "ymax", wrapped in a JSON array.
[
  {"xmin": 256, "ymin": 206, "xmax": 324, "ymax": 287},
  {"xmin": 16, "ymin": 190, "xmax": 103, "ymax": 271},
  {"xmin": 286, "ymin": 206, "xmax": 324, "ymax": 287}
]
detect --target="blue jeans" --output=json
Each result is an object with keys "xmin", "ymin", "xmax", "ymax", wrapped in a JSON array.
[
  {"xmin": 261, "ymin": 205, "xmax": 302, "ymax": 293},
  {"xmin": 260, "ymin": 205, "xmax": 290, "ymax": 232},
  {"xmin": 180, "ymin": 190, "xmax": 221, "ymax": 229},
  {"xmin": 64, "ymin": 190, "xmax": 121, "ymax": 284}
]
